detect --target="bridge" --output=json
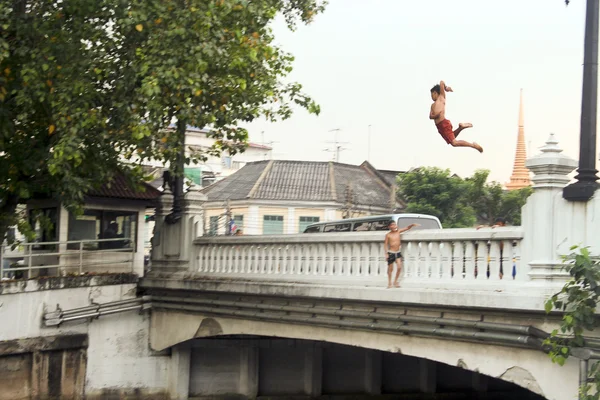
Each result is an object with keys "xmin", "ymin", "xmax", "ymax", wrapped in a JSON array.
[
  {"xmin": 1, "ymin": 135, "xmax": 598, "ymax": 400},
  {"xmin": 136, "ymin": 134, "xmax": 597, "ymax": 400}
]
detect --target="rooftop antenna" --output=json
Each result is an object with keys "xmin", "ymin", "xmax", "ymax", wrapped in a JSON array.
[
  {"xmin": 367, "ymin": 124, "xmax": 372, "ymax": 163},
  {"xmin": 323, "ymin": 128, "xmax": 349, "ymax": 163}
]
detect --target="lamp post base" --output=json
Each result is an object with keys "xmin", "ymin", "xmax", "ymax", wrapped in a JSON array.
[{"xmin": 563, "ymin": 180, "xmax": 599, "ymax": 201}]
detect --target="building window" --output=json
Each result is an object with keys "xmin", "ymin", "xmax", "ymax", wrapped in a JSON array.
[
  {"xmin": 222, "ymin": 156, "xmax": 232, "ymax": 169},
  {"xmin": 209, "ymin": 216, "xmax": 219, "ymax": 236},
  {"xmin": 298, "ymin": 216, "xmax": 319, "ymax": 233},
  {"xmin": 68, "ymin": 210, "xmax": 137, "ymax": 250},
  {"xmin": 233, "ymin": 214, "xmax": 244, "ymax": 231},
  {"xmin": 184, "ymin": 168, "xmax": 202, "ymax": 186},
  {"xmin": 263, "ymin": 215, "xmax": 284, "ymax": 235},
  {"xmin": 232, "ymin": 161, "xmax": 246, "ymax": 170}
]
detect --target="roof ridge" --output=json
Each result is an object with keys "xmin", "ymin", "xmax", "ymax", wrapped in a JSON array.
[
  {"xmin": 328, "ymin": 161, "xmax": 337, "ymax": 201},
  {"xmin": 360, "ymin": 161, "xmax": 394, "ymax": 191},
  {"xmin": 248, "ymin": 159, "xmax": 274, "ymax": 199}
]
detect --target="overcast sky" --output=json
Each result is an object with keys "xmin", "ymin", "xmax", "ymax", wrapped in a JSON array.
[{"xmin": 244, "ymin": 0, "xmax": 592, "ymax": 183}]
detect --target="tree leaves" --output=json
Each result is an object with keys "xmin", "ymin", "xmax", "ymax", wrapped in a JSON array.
[
  {"xmin": 545, "ymin": 246, "xmax": 600, "ymax": 399},
  {"xmin": 0, "ymin": 0, "xmax": 326, "ymax": 241},
  {"xmin": 396, "ymin": 168, "xmax": 532, "ymax": 228}
]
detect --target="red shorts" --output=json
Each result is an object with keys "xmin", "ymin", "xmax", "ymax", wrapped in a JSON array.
[{"xmin": 436, "ymin": 119, "xmax": 455, "ymax": 144}]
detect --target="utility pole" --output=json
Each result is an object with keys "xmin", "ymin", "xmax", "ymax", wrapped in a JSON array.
[
  {"xmin": 225, "ymin": 199, "xmax": 232, "ymax": 235},
  {"xmin": 563, "ymin": 0, "xmax": 599, "ymax": 201},
  {"xmin": 341, "ymin": 184, "xmax": 355, "ymax": 219}
]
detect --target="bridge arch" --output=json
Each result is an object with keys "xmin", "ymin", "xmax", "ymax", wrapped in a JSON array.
[{"xmin": 151, "ymin": 311, "xmax": 574, "ymax": 399}]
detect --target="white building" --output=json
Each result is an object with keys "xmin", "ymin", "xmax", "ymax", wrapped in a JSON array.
[{"xmin": 144, "ymin": 126, "xmax": 273, "ymax": 188}]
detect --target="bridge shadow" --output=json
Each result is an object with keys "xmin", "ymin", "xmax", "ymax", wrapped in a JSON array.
[{"xmin": 185, "ymin": 334, "xmax": 547, "ymax": 400}]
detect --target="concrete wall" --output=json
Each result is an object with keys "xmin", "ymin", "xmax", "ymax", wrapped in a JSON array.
[
  {"xmin": 0, "ymin": 276, "xmax": 169, "ymax": 399},
  {"xmin": 0, "ymin": 335, "xmax": 87, "ymax": 400}
]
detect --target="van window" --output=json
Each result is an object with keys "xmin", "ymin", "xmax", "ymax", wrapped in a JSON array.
[
  {"xmin": 304, "ymin": 225, "xmax": 322, "ymax": 233},
  {"xmin": 352, "ymin": 221, "xmax": 371, "ymax": 232},
  {"xmin": 324, "ymin": 223, "xmax": 351, "ymax": 232},
  {"xmin": 396, "ymin": 217, "xmax": 440, "ymax": 230},
  {"xmin": 371, "ymin": 219, "xmax": 390, "ymax": 231}
]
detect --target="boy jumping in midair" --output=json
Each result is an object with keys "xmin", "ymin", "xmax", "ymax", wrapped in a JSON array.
[{"xmin": 430, "ymin": 81, "xmax": 483, "ymax": 153}]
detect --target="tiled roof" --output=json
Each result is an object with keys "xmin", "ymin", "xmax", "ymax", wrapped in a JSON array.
[
  {"xmin": 201, "ymin": 161, "xmax": 268, "ymax": 201},
  {"xmin": 252, "ymin": 161, "xmax": 332, "ymax": 201},
  {"xmin": 87, "ymin": 172, "xmax": 162, "ymax": 202},
  {"xmin": 201, "ymin": 160, "xmax": 399, "ymax": 207}
]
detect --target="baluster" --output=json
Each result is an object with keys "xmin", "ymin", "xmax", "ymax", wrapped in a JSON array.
[
  {"xmin": 464, "ymin": 241, "xmax": 476, "ymax": 280},
  {"xmin": 271, "ymin": 245, "xmax": 278, "ymax": 274},
  {"xmin": 488, "ymin": 241, "xmax": 502, "ymax": 281},
  {"xmin": 229, "ymin": 245, "xmax": 236, "ymax": 274},
  {"xmin": 209, "ymin": 245, "xmax": 216, "ymax": 273},
  {"xmin": 404, "ymin": 242, "xmax": 417, "ymax": 278},
  {"xmin": 278, "ymin": 244, "xmax": 284, "ymax": 274},
  {"xmin": 416, "ymin": 242, "xmax": 425, "ymax": 278},
  {"xmin": 451, "ymin": 241, "xmax": 464, "ymax": 279},
  {"xmin": 268, "ymin": 245, "xmax": 275, "ymax": 275},
  {"xmin": 327, "ymin": 243, "xmax": 335, "ymax": 276},
  {"xmin": 305, "ymin": 243, "xmax": 312, "ymax": 275},
  {"xmin": 510, "ymin": 239, "xmax": 523, "ymax": 281},
  {"xmin": 197, "ymin": 246, "xmax": 205, "ymax": 272},
  {"xmin": 280, "ymin": 245, "xmax": 288, "ymax": 275},
  {"xmin": 332, "ymin": 243, "xmax": 342, "ymax": 276},
  {"xmin": 238, "ymin": 245, "xmax": 245, "ymax": 274},
  {"xmin": 222, "ymin": 246, "xmax": 229, "ymax": 273},
  {"xmin": 440, "ymin": 242, "xmax": 452, "ymax": 281},
  {"xmin": 314, "ymin": 244, "xmax": 321, "ymax": 275},
  {"xmin": 358, "ymin": 243, "xmax": 367, "ymax": 277},
  {"xmin": 301, "ymin": 244, "xmax": 309, "ymax": 275},
  {"xmin": 291, "ymin": 244, "xmax": 298, "ymax": 275},
  {"xmin": 344, "ymin": 243, "xmax": 352, "ymax": 277},
  {"xmin": 500, "ymin": 240, "xmax": 511, "ymax": 281},
  {"xmin": 430, "ymin": 242, "xmax": 441, "ymax": 280},
  {"xmin": 369, "ymin": 243, "xmax": 378, "ymax": 277},
  {"xmin": 352, "ymin": 243, "xmax": 359, "ymax": 278},
  {"xmin": 247, "ymin": 245, "xmax": 253, "ymax": 274},
  {"xmin": 318, "ymin": 244, "xmax": 326, "ymax": 276},
  {"xmin": 423, "ymin": 242, "xmax": 432, "ymax": 278},
  {"xmin": 259, "ymin": 244, "xmax": 265, "ymax": 275},
  {"xmin": 475, "ymin": 240, "xmax": 489, "ymax": 280},
  {"xmin": 399, "ymin": 242, "xmax": 408, "ymax": 278},
  {"xmin": 215, "ymin": 245, "xmax": 222, "ymax": 273}
]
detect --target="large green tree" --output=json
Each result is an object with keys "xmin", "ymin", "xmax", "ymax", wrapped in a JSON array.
[
  {"xmin": 0, "ymin": 0, "xmax": 325, "ymax": 240},
  {"xmin": 397, "ymin": 167, "xmax": 476, "ymax": 228},
  {"xmin": 464, "ymin": 170, "xmax": 533, "ymax": 226},
  {"xmin": 397, "ymin": 167, "xmax": 532, "ymax": 228}
]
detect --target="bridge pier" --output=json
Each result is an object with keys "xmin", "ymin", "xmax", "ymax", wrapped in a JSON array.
[{"xmin": 169, "ymin": 342, "xmax": 192, "ymax": 400}]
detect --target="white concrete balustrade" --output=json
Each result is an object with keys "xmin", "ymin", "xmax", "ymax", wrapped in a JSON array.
[{"xmin": 192, "ymin": 228, "xmax": 524, "ymax": 287}]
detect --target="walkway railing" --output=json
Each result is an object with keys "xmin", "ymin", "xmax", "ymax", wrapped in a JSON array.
[
  {"xmin": 191, "ymin": 228, "xmax": 524, "ymax": 287},
  {"xmin": 1, "ymin": 238, "xmax": 135, "ymax": 280}
]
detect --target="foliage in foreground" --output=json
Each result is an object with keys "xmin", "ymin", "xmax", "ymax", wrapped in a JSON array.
[{"xmin": 545, "ymin": 246, "xmax": 600, "ymax": 400}]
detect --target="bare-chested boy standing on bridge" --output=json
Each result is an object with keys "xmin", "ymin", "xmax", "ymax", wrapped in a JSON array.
[
  {"xmin": 383, "ymin": 221, "xmax": 419, "ymax": 288},
  {"xmin": 430, "ymin": 80, "xmax": 483, "ymax": 153}
]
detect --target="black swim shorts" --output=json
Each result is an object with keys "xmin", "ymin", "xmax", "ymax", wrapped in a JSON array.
[{"xmin": 387, "ymin": 251, "xmax": 403, "ymax": 265}]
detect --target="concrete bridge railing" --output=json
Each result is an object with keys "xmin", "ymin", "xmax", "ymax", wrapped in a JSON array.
[{"xmin": 191, "ymin": 228, "xmax": 524, "ymax": 287}]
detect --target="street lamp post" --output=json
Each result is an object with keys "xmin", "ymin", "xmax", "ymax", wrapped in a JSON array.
[{"xmin": 563, "ymin": 0, "xmax": 600, "ymax": 201}]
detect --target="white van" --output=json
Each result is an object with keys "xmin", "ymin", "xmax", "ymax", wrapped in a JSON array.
[{"xmin": 302, "ymin": 213, "xmax": 442, "ymax": 233}]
